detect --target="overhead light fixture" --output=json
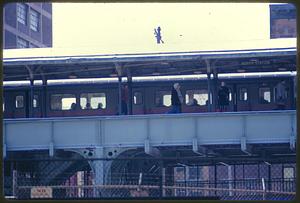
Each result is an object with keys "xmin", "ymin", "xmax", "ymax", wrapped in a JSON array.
[
  {"xmin": 68, "ymin": 74, "xmax": 77, "ymax": 79},
  {"xmin": 152, "ymin": 72, "xmax": 160, "ymax": 76}
]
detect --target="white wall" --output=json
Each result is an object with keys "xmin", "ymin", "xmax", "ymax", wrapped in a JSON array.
[{"xmin": 3, "ymin": 3, "xmax": 296, "ymax": 58}]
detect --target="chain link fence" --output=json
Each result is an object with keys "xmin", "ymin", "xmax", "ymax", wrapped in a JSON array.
[{"xmin": 3, "ymin": 158, "xmax": 296, "ymax": 200}]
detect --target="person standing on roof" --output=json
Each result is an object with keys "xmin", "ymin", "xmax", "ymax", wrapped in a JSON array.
[{"xmin": 168, "ymin": 83, "xmax": 183, "ymax": 113}]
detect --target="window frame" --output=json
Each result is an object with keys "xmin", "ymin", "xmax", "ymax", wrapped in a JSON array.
[
  {"xmin": 29, "ymin": 8, "xmax": 40, "ymax": 32},
  {"xmin": 239, "ymin": 87, "xmax": 248, "ymax": 101},
  {"xmin": 16, "ymin": 37, "xmax": 29, "ymax": 48},
  {"xmin": 15, "ymin": 95, "xmax": 24, "ymax": 109},
  {"xmin": 185, "ymin": 89, "xmax": 209, "ymax": 106},
  {"xmin": 50, "ymin": 94, "xmax": 77, "ymax": 111},
  {"xmin": 17, "ymin": 3, "xmax": 27, "ymax": 25},
  {"xmin": 155, "ymin": 90, "xmax": 171, "ymax": 107},
  {"xmin": 79, "ymin": 92, "xmax": 107, "ymax": 110},
  {"xmin": 258, "ymin": 86, "xmax": 272, "ymax": 104},
  {"xmin": 33, "ymin": 94, "xmax": 39, "ymax": 108},
  {"xmin": 133, "ymin": 91, "xmax": 143, "ymax": 105}
]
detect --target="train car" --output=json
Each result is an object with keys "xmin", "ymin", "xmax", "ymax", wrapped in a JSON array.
[{"xmin": 3, "ymin": 72, "xmax": 296, "ymax": 119}]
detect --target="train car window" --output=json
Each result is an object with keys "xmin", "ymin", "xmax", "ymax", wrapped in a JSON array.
[
  {"xmin": 51, "ymin": 94, "xmax": 76, "ymax": 110},
  {"xmin": 239, "ymin": 88, "xmax": 248, "ymax": 101},
  {"xmin": 80, "ymin": 93, "xmax": 106, "ymax": 109},
  {"xmin": 133, "ymin": 92, "xmax": 143, "ymax": 105},
  {"xmin": 185, "ymin": 90, "xmax": 208, "ymax": 106},
  {"xmin": 33, "ymin": 95, "xmax": 39, "ymax": 108},
  {"xmin": 259, "ymin": 87, "xmax": 271, "ymax": 104},
  {"xmin": 155, "ymin": 91, "xmax": 171, "ymax": 107},
  {"xmin": 15, "ymin": 95, "xmax": 24, "ymax": 108}
]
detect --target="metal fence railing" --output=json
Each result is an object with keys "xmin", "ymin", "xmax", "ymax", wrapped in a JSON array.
[{"xmin": 3, "ymin": 158, "xmax": 296, "ymax": 200}]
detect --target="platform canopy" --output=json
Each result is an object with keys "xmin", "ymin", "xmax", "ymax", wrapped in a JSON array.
[{"xmin": 2, "ymin": 47, "xmax": 296, "ymax": 81}]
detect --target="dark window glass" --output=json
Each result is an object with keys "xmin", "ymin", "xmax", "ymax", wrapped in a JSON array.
[
  {"xmin": 155, "ymin": 91, "xmax": 171, "ymax": 107},
  {"xmin": 16, "ymin": 95, "xmax": 24, "ymax": 108},
  {"xmin": 239, "ymin": 88, "xmax": 248, "ymax": 101},
  {"xmin": 259, "ymin": 87, "xmax": 271, "ymax": 104},
  {"xmin": 133, "ymin": 92, "xmax": 143, "ymax": 105}
]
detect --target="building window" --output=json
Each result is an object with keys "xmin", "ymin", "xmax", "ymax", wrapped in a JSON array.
[
  {"xmin": 259, "ymin": 87, "xmax": 271, "ymax": 104},
  {"xmin": 15, "ymin": 95, "xmax": 24, "ymax": 108},
  {"xmin": 133, "ymin": 92, "xmax": 143, "ymax": 105},
  {"xmin": 17, "ymin": 37, "xmax": 28, "ymax": 48},
  {"xmin": 30, "ymin": 9, "xmax": 40, "ymax": 31},
  {"xmin": 155, "ymin": 91, "xmax": 171, "ymax": 107},
  {"xmin": 239, "ymin": 88, "xmax": 248, "ymax": 101},
  {"xmin": 29, "ymin": 43, "xmax": 38, "ymax": 48},
  {"xmin": 17, "ymin": 3, "xmax": 27, "ymax": 25},
  {"xmin": 186, "ymin": 89, "xmax": 208, "ymax": 106},
  {"xmin": 51, "ymin": 94, "xmax": 76, "ymax": 110},
  {"xmin": 80, "ymin": 93, "xmax": 106, "ymax": 109},
  {"xmin": 270, "ymin": 4, "xmax": 296, "ymax": 39}
]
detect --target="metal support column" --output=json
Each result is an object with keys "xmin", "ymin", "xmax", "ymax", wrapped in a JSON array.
[
  {"xmin": 42, "ymin": 79, "xmax": 47, "ymax": 117},
  {"xmin": 127, "ymin": 69, "xmax": 133, "ymax": 115},
  {"xmin": 118, "ymin": 76, "xmax": 122, "ymax": 115},
  {"xmin": 207, "ymin": 73, "xmax": 212, "ymax": 112},
  {"xmin": 29, "ymin": 79, "xmax": 34, "ymax": 118}
]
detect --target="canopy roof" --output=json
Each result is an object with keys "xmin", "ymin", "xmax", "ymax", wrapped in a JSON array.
[{"xmin": 3, "ymin": 47, "xmax": 296, "ymax": 81}]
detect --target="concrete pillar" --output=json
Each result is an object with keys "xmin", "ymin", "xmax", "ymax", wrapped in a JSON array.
[{"xmin": 90, "ymin": 147, "xmax": 105, "ymax": 197}]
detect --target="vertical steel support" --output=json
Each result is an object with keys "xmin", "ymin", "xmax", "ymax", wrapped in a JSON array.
[
  {"xmin": 205, "ymin": 59, "xmax": 212, "ymax": 112},
  {"xmin": 49, "ymin": 121, "xmax": 54, "ymax": 157},
  {"xmin": 127, "ymin": 69, "xmax": 133, "ymax": 115},
  {"xmin": 118, "ymin": 76, "xmax": 122, "ymax": 115},
  {"xmin": 29, "ymin": 79, "xmax": 34, "ymax": 118},
  {"xmin": 42, "ymin": 79, "xmax": 47, "ymax": 117},
  {"xmin": 3, "ymin": 123, "xmax": 6, "ymax": 158},
  {"xmin": 13, "ymin": 170, "xmax": 18, "ymax": 198},
  {"xmin": 268, "ymin": 164, "xmax": 271, "ymax": 191},
  {"xmin": 207, "ymin": 73, "xmax": 212, "ymax": 112},
  {"xmin": 159, "ymin": 159, "xmax": 163, "ymax": 199},
  {"xmin": 228, "ymin": 165, "xmax": 233, "ymax": 196}
]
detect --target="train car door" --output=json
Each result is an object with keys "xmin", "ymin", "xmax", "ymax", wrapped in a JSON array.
[
  {"xmin": 217, "ymin": 83, "xmax": 234, "ymax": 112},
  {"xmin": 32, "ymin": 91, "xmax": 42, "ymax": 117},
  {"xmin": 132, "ymin": 88, "xmax": 145, "ymax": 114},
  {"xmin": 12, "ymin": 91, "xmax": 27, "ymax": 118},
  {"xmin": 236, "ymin": 84, "xmax": 251, "ymax": 111}
]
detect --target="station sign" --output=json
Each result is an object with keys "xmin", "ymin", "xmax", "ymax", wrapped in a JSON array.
[{"xmin": 30, "ymin": 186, "xmax": 53, "ymax": 198}]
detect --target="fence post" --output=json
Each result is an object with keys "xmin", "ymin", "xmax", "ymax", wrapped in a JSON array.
[
  {"xmin": 159, "ymin": 159, "xmax": 163, "ymax": 199},
  {"xmin": 262, "ymin": 178, "xmax": 266, "ymax": 200},
  {"xmin": 12, "ymin": 170, "xmax": 18, "ymax": 198}
]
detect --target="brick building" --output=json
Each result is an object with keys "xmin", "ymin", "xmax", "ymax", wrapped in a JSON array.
[{"xmin": 3, "ymin": 2, "xmax": 52, "ymax": 49}]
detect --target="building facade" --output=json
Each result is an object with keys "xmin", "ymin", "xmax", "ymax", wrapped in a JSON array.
[{"xmin": 3, "ymin": 2, "xmax": 52, "ymax": 49}]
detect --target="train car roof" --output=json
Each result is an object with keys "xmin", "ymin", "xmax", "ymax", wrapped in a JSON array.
[{"xmin": 3, "ymin": 47, "xmax": 296, "ymax": 81}]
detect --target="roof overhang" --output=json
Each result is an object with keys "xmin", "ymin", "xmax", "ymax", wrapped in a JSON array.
[{"xmin": 3, "ymin": 47, "xmax": 296, "ymax": 81}]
